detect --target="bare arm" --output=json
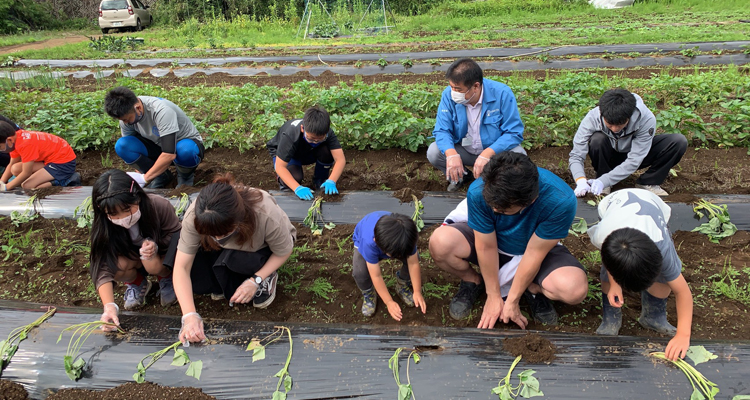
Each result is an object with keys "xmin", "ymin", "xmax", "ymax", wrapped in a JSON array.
[
  {"xmin": 475, "ymin": 230, "xmax": 502, "ymax": 329},
  {"xmin": 143, "ymin": 152, "xmax": 176, "ymax": 182},
  {"xmin": 665, "ymin": 274, "xmax": 693, "ymax": 360},
  {"xmin": 173, "ymin": 250, "xmax": 198, "ymax": 314},
  {"xmin": 274, "ymin": 157, "xmax": 301, "ymax": 190},
  {"xmin": 406, "ymin": 252, "xmax": 426, "ymax": 313},
  {"xmin": 328, "ymin": 148, "xmax": 347, "ymax": 183}
]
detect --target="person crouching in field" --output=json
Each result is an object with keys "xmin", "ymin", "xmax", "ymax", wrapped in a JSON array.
[
  {"xmin": 0, "ymin": 121, "xmax": 80, "ymax": 190},
  {"xmin": 352, "ymin": 211, "xmax": 426, "ymax": 320},
  {"xmin": 91, "ymin": 170, "xmax": 181, "ymax": 331},
  {"xmin": 588, "ymin": 188, "xmax": 693, "ymax": 360}
]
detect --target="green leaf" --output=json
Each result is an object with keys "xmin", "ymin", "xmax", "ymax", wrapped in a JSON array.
[
  {"xmin": 412, "ymin": 353, "xmax": 421, "ymax": 364},
  {"xmin": 587, "ymin": 200, "xmax": 597, "ymax": 207},
  {"xmin": 519, "ymin": 374, "xmax": 540, "ymax": 391},
  {"xmin": 324, "ymin": 222, "xmax": 336, "ymax": 230},
  {"xmin": 274, "ymin": 368, "xmax": 287, "ymax": 378},
  {"xmin": 246, "ymin": 338, "xmax": 261, "ymax": 351},
  {"xmin": 690, "ymin": 388, "xmax": 706, "ymax": 400},
  {"xmin": 272, "ymin": 391, "xmax": 287, "ymax": 400},
  {"xmin": 499, "ymin": 385, "xmax": 514, "ymax": 400},
  {"xmin": 520, "ymin": 383, "xmax": 545, "ymax": 398},
  {"xmin": 252, "ymin": 346, "xmax": 266, "ymax": 362},
  {"xmin": 133, "ymin": 370, "xmax": 145, "ymax": 383},
  {"xmin": 171, "ymin": 348, "xmax": 190, "ymax": 366},
  {"xmin": 283, "ymin": 374, "xmax": 293, "ymax": 392},
  {"xmin": 185, "ymin": 360, "xmax": 202, "ymax": 380},
  {"xmin": 72, "ymin": 358, "xmax": 86, "ymax": 370},
  {"xmin": 731, "ymin": 395, "xmax": 750, "ymax": 400},
  {"xmin": 398, "ymin": 384, "xmax": 412, "ymax": 400},
  {"xmin": 686, "ymin": 345, "xmax": 718, "ymax": 366}
]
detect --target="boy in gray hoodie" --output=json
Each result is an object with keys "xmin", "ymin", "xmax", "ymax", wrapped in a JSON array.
[{"xmin": 568, "ymin": 89, "xmax": 687, "ymax": 197}]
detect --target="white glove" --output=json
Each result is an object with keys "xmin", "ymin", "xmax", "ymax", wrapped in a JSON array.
[
  {"xmin": 126, "ymin": 172, "xmax": 148, "ymax": 187},
  {"xmin": 0, "ymin": 182, "xmax": 7, "ymax": 192},
  {"xmin": 573, "ymin": 179, "xmax": 590, "ymax": 197},
  {"xmin": 179, "ymin": 312, "xmax": 205, "ymax": 346},
  {"xmin": 100, "ymin": 303, "xmax": 120, "ymax": 331},
  {"xmin": 587, "ymin": 179, "xmax": 605, "ymax": 196}
]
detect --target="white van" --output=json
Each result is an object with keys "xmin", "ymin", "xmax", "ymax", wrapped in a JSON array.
[{"xmin": 99, "ymin": 0, "xmax": 153, "ymax": 33}]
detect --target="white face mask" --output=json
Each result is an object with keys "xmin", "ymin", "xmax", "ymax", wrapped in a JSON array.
[
  {"xmin": 109, "ymin": 209, "xmax": 141, "ymax": 229},
  {"xmin": 451, "ymin": 86, "xmax": 476, "ymax": 105}
]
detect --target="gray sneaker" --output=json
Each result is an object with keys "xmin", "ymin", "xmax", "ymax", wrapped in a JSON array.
[
  {"xmin": 361, "ymin": 287, "xmax": 378, "ymax": 317},
  {"xmin": 124, "ymin": 278, "xmax": 152, "ymax": 310},
  {"xmin": 158, "ymin": 276, "xmax": 177, "ymax": 307},
  {"xmin": 447, "ymin": 179, "xmax": 464, "ymax": 192},
  {"xmin": 635, "ymin": 184, "xmax": 668, "ymax": 197},
  {"xmin": 253, "ymin": 272, "xmax": 278, "ymax": 309},
  {"xmin": 395, "ymin": 271, "xmax": 415, "ymax": 307}
]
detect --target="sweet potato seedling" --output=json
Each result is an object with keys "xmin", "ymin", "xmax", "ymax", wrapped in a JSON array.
[
  {"xmin": 133, "ymin": 341, "xmax": 203, "ymax": 383},
  {"xmin": 246, "ymin": 326, "xmax": 294, "ymax": 400},
  {"xmin": 389, "ymin": 347, "xmax": 421, "ymax": 400},
  {"xmin": 491, "ymin": 355, "xmax": 544, "ymax": 399},
  {"xmin": 57, "ymin": 321, "xmax": 124, "ymax": 381},
  {"xmin": 1, "ymin": 307, "xmax": 55, "ymax": 375},
  {"xmin": 303, "ymin": 197, "xmax": 328, "ymax": 235},
  {"xmin": 692, "ymin": 199, "xmax": 737, "ymax": 243},
  {"xmin": 411, "ymin": 195, "xmax": 425, "ymax": 232},
  {"xmin": 650, "ymin": 348, "xmax": 719, "ymax": 400}
]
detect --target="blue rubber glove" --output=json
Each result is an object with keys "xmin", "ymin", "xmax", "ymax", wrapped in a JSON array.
[
  {"xmin": 294, "ymin": 186, "xmax": 314, "ymax": 200},
  {"xmin": 587, "ymin": 179, "xmax": 605, "ymax": 196},
  {"xmin": 320, "ymin": 179, "xmax": 338, "ymax": 195}
]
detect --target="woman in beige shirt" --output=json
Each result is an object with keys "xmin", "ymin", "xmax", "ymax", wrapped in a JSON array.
[
  {"xmin": 90, "ymin": 169, "xmax": 181, "ymax": 331},
  {"xmin": 169, "ymin": 174, "xmax": 296, "ymax": 344}
]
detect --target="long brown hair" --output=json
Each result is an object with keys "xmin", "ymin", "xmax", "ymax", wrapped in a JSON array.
[{"xmin": 193, "ymin": 173, "xmax": 264, "ymax": 251}]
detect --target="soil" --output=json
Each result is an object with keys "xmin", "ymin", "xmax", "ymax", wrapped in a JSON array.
[
  {"xmin": 392, "ymin": 187, "xmax": 424, "ymax": 203},
  {"xmin": 0, "ymin": 35, "xmax": 88, "ymax": 56},
  {"xmin": 45, "ymin": 382, "xmax": 217, "ymax": 400},
  {"xmin": 25, "ymin": 186, "xmax": 63, "ymax": 200},
  {"xmin": 48, "ymin": 65, "xmax": 747, "ymax": 92},
  {"xmin": 502, "ymin": 333, "xmax": 557, "ymax": 363},
  {"xmin": 73, "ymin": 146, "xmax": 750, "ymax": 196},
  {"xmin": 0, "ymin": 380, "xmax": 28, "ymax": 400}
]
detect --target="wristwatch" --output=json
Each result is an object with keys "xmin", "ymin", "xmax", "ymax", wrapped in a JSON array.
[{"xmin": 251, "ymin": 275, "xmax": 263, "ymax": 285}]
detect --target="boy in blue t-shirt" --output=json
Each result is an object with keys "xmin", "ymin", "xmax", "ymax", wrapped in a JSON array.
[
  {"xmin": 429, "ymin": 152, "xmax": 588, "ymax": 329},
  {"xmin": 352, "ymin": 211, "xmax": 426, "ymax": 319},
  {"xmin": 588, "ymin": 188, "xmax": 693, "ymax": 361}
]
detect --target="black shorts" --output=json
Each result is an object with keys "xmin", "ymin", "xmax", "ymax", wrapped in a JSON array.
[
  {"xmin": 446, "ymin": 222, "xmax": 585, "ymax": 285},
  {"xmin": 44, "ymin": 159, "xmax": 76, "ymax": 186}
]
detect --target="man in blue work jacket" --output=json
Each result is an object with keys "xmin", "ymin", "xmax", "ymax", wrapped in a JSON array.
[{"xmin": 427, "ymin": 58, "xmax": 526, "ymax": 191}]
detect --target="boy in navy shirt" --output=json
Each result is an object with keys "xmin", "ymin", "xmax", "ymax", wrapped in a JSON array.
[{"xmin": 352, "ymin": 212, "xmax": 426, "ymax": 319}]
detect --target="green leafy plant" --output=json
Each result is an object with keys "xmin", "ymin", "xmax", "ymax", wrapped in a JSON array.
[
  {"xmin": 74, "ymin": 196, "xmax": 93, "ymax": 229},
  {"xmin": 389, "ymin": 347, "xmax": 421, "ymax": 400},
  {"xmin": 491, "ymin": 355, "xmax": 544, "ymax": 399},
  {"xmin": 1, "ymin": 55, "xmax": 17, "ymax": 67},
  {"xmin": 1, "ymin": 307, "xmax": 55, "ymax": 375},
  {"xmin": 304, "ymin": 277, "xmax": 338, "ymax": 301},
  {"xmin": 568, "ymin": 217, "xmax": 589, "ymax": 237},
  {"xmin": 88, "ymin": 35, "xmax": 142, "ymax": 52},
  {"xmin": 400, "ymin": 57, "xmax": 414, "ymax": 69},
  {"xmin": 680, "ymin": 46, "xmax": 700, "ymax": 58},
  {"xmin": 57, "ymin": 321, "xmax": 124, "ymax": 381},
  {"xmin": 174, "ymin": 193, "xmax": 190, "ymax": 219},
  {"xmin": 411, "ymin": 195, "xmax": 425, "ymax": 232},
  {"xmin": 133, "ymin": 341, "xmax": 203, "ymax": 383},
  {"xmin": 246, "ymin": 326, "xmax": 294, "ymax": 399},
  {"xmin": 691, "ymin": 199, "xmax": 737, "ymax": 243},
  {"xmin": 650, "ymin": 349, "xmax": 719, "ymax": 399},
  {"xmin": 377, "ymin": 57, "xmax": 388, "ymax": 68},
  {"xmin": 312, "ymin": 22, "xmax": 340, "ymax": 38},
  {"xmin": 10, "ymin": 195, "xmax": 38, "ymax": 227},
  {"xmin": 302, "ymin": 197, "xmax": 333, "ymax": 235}
]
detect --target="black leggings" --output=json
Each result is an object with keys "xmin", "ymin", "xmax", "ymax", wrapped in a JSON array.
[{"xmin": 163, "ymin": 231, "xmax": 272, "ymax": 298}]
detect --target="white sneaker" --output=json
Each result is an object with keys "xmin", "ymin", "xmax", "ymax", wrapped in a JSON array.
[{"xmin": 636, "ymin": 184, "xmax": 668, "ymax": 197}]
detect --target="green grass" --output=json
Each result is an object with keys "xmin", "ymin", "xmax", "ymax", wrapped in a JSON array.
[
  {"xmin": 3, "ymin": 0, "xmax": 749, "ymax": 59},
  {"xmin": 709, "ymin": 260, "xmax": 750, "ymax": 306}
]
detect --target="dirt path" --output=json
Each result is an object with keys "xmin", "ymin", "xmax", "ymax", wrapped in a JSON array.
[{"xmin": 0, "ymin": 35, "xmax": 88, "ymax": 55}]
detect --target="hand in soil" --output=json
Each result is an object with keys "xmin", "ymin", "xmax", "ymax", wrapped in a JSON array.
[
  {"xmin": 413, "ymin": 292, "xmax": 427, "ymax": 314},
  {"xmin": 478, "ymin": 294, "xmax": 504, "ymax": 329},
  {"xmin": 665, "ymin": 333, "xmax": 690, "ymax": 361},
  {"xmin": 100, "ymin": 303, "xmax": 120, "ymax": 331},
  {"xmin": 179, "ymin": 312, "xmax": 205, "ymax": 344},
  {"xmin": 229, "ymin": 279, "xmax": 258, "ymax": 304},
  {"xmin": 501, "ymin": 298, "xmax": 528, "ymax": 330},
  {"xmin": 387, "ymin": 301, "xmax": 403, "ymax": 321}
]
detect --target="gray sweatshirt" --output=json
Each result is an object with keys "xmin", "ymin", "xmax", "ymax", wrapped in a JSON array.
[{"xmin": 568, "ymin": 93, "xmax": 656, "ymax": 188}]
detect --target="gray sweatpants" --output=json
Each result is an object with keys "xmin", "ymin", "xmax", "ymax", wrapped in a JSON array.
[{"xmin": 352, "ymin": 248, "xmax": 410, "ymax": 292}]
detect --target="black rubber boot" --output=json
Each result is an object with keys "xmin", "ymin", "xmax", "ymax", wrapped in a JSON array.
[
  {"xmin": 639, "ymin": 291, "xmax": 677, "ymax": 334},
  {"xmin": 175, "ymin": 165, "xmax": 196, "ymax": 187},
  {"xmin": 522, "ymin": 290, "xmax": 558, "ymax": 325},
  {"xmin": 595, "ymin": 295, "xmax": 623, "ymax": 336},
  {"xmin": 131, "ymin": 155, "xmax": 155, "ymax": 174},
  {"xmin": 146, "ymin": 170, "xmax": 173, "ymax": 189}
]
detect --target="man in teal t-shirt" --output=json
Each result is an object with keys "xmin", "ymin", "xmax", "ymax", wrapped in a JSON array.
[{"xmin": 429, "ymin": 152, "xmax": 588, "ymax": 329}]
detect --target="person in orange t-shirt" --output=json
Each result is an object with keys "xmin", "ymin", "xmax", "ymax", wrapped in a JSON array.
[{"xmin": 0, "ymin": 121, "xmax": 80, "ymax": 190}]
